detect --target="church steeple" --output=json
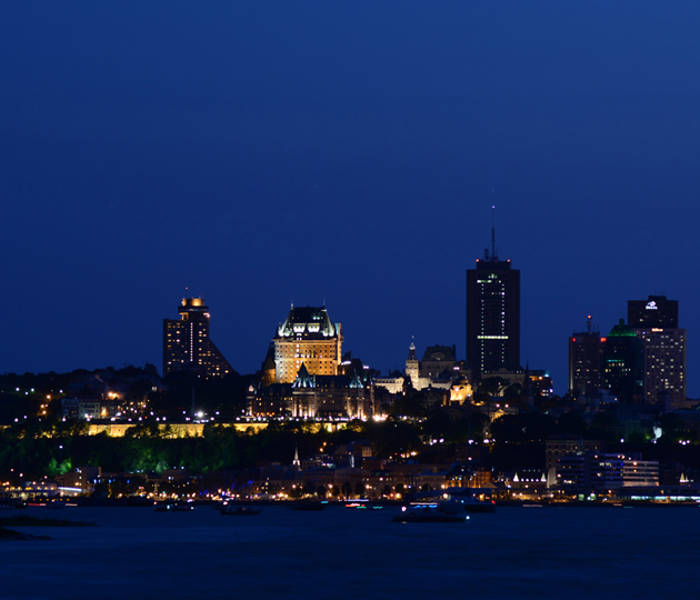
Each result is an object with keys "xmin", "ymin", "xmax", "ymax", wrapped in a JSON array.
[
  {"xmin": 407, "ymin": 337, "xmax": 417, "ymax": 361},
  {"xmin": 292, "ymin": 445, "xmax": 301, "ymax": 470}
]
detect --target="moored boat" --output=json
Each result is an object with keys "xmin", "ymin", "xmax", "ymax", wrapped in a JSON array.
[{"xmin": 393, "ymin": 501, "xmax": 470, "ymax": 523}]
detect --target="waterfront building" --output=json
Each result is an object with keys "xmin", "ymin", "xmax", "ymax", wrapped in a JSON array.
[
  {"xmin": 545, "ymin": 438, "xmax": 604, "ymax": 475},
  {"xmin": 162, "ymin": 297, "xmax": 233, "ymax": 379},
  {"xmin": 556, "ymin": 452, "xmax": 659, "ymax": 491},
  {"xmin": 466, "ymin": 210, "xmax": 520, "ymax": 377},
  {"xmin": 273, "ymin": 305, "xmax": 342, "ymax": 383},
  {"xmin": 568, "ymin": 315, "xmax": 604, "ymax": 398},
  {"xmin": 628, "ymin": 295, "xmax": 686, "ymax": 407}
]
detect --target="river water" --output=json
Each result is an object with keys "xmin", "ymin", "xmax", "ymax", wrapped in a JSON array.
[{"xmin": 1, "ymin": 505, "xmax": 698, "ymax": 599}]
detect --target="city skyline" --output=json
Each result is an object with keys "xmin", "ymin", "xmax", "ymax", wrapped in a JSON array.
[
  {"xmin": 3, "ymin": 4, "xmax": 700, "ymax": 597},
  {"xmin": 3, "ymin": 2, "xmax": 700, "ymax": 396},
  {"xmin": 2, "ymin": 217, "xmax": 693, "ymax": 397}
]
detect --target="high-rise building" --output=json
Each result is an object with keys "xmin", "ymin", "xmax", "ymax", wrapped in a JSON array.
[
  {"xmin": 635, "ymin": 328, "xmax": 686, "ymax": 406},
  {"xmin": 273, "ymin": 305, "xmax": 342, "ymax": 383},
  {"xmin": 162, "ymin": 297, "xmax": 233, "ymax": 379},
  {"xmin": 466, "ymin": 209, "xmax": 520, "ymax": 377},
  {"xmin": 628, "ymin": 295, "xmax": 678, "ymax": 329},
  {"xmin": 628, "ymin": 295, "xmax": 686, "ymax": 407},
  {"xmin": 601, "ymin": 319, "xmax": 644, "ymax": 402},
  {"xmin": 568, "ymin": 315, "xmax": 604, "ymax": 398}
]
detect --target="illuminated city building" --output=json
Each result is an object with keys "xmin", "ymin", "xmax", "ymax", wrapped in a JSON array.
[
  {"xmin": 273, "ymin": 305, "xmax": 342, "ymax": 383},
  {"xmin": 404, "ymin": 340, "xmax": 459, "ymax": 391},
  {"xmin": 162, "ymin": 297, "xmax": 233, "ymax": 379},
  {"xmin": 555, "ymin": 452, "xmax": 659, "ymax": 491},
  {"xmin": 248, "ymin": 363, "xmax": 375, "ymax": 419},
  {"xmin": 405, "ymin": 340, "xmax": 429, "ymax": 390},
  {"xmin": 448, "ymin": 378, "xmax": 474, "ymax": 405},
  {"xmin": 527, "ymin": 369, "xmax": 554, "ymax": 398},
  {"xmin": 568, "ymin": 315, "xmax": 604, "ymax": 398},
  {"xmin": 259, "ymin": 343, "xmax": 277, "ymax": 387},
  {"xmin": 466, "ymin": 209, "xmax": 520, "ymax": 377},
  {"xmin": 601, "ymin": 319, "xmax": 644, "ymax": 402},
  {"xmin": 628, "ymin": 295, "xmax": 686, "ymax": 407}
]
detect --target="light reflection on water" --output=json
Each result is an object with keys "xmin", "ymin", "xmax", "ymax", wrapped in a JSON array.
[{"xmin": 1, "ymin": 505, "xmax": 699, "ymax": 599}]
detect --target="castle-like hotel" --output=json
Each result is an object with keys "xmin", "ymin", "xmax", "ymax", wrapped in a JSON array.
[{"xmin": 163, "ymin": 299, "xmax": 480, "ymax": 420}]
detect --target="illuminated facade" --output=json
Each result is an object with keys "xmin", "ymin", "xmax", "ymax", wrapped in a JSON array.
[
  {"xmin": 248, "ymin": 364, "xmax": 375, "ymax": 420},
  {"xmin": 635, "ymin": 327, "xmax": 686, "ymax": 407},
  {"xmin": 162, "ymin": 297, "xmax": 233, "ymax": 379},
  {"xmin": 273, "ymin": 305, "xmax": 342, "ymax": 383},
  {"xmin": 628, "ymin": 295, "xmax": 686, "ymax": 407},
  {"xmin": 466, "ymin": 215, "xmax": 520, "ymax": 377}
]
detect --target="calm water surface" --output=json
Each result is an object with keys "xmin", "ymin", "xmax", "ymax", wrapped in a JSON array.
[{"xmin": 1, "ymin": 505, "xmax": 699, "ymax": 599}]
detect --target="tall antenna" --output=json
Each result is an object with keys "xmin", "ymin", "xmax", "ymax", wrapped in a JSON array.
[{"xmin": 491, "ymin": 204, "xmax": 497, "ymax": 260}]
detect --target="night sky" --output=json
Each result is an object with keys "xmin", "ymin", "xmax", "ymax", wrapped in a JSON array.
[{"xmin": 3, "ymin": 2, "xmax": 700, "ymax": 394}]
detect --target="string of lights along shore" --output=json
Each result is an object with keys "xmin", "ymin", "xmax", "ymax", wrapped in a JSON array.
[{"xmin": 161, "ymin": 208, "xmax": 688, "ymax": 420}]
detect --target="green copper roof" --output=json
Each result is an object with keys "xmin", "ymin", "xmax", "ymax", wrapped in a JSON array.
[{"xmin": 608, "ymin": 318, "xmax": 637, "ymax": 337}]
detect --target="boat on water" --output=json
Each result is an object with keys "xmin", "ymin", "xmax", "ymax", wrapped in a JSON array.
[
  {"xmin": 220, "ymin": 502, "xmax": 261, "ymax": 516},
  {"xmin": 457, "ymin": 496, "xmax": 496, "ymax": 514},
  {"xmin": 154, "ymin": 501, "xmax": 195, "ymax": 512},
  {"xmin": 393, "ymin": 501, "xmax": 470, "ymax": 523},
  {"xmin": 434, "ymin": 488, "xmax": 496, "ymax": 513},
  {"xmin": 345, "ymin": 499, "xmax": 384, "ymax": 511}
]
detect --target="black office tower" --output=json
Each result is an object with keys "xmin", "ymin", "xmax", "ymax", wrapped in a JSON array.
[
  {"xmin": 628, "ymin": 295, "xmax": 678, "ymax": 329},
  {"xmin": 569, "ymin": 315, "xmax": 603, "ymax": 398},
  {"xmin": 466, "ymin": 210, "xmax": 520, "ymax": 377}
]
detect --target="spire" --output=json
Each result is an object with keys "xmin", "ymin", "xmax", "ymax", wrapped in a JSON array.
[
  {"xmin": 292, "ymin": 445, "xmax": 301, "ymax": 470},
  {"xmin": 408, "ymin": 336, "xmax": 417, "ymax": 361},
  {"xmin": 491, "ymin": 204, "xmax": 497, "ymax": 260}
]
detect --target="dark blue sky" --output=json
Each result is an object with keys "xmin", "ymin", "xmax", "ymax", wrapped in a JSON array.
[{"xmin": 2, "ymin": 1, "xmax": 700, "ymax": 394}]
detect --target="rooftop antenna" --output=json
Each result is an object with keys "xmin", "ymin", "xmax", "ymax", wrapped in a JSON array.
[
  {"xmin": 587, "ymin": 314, "xmax": 592, "ymax": 334},
  {"xmin": 491, "ymin": 204, "xmax": 497, "ymax": 260}
]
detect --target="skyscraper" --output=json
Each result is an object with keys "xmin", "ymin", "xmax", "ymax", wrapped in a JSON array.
[
  {"xmin": 628, "ymin": 295, "xmax": 678, "ymax": 329},
  {"xmin": 273, "ymin": 305, "xmax": 342, "ymax": 383},
  {"xmin": 568, "ymin": 315, "xmax": 603, "ymax": 398},
  {"xmin": 466, "ymin": 208, "xmax": 520, "ymax": 377},
  {"xmin": 601, "ymin": 319, "xmax": 644, "ymax": 402},
  {"xmin": 162, "ymin": 297, "xmax": 233, "ymax": 379},
  {"xmin": 628, "ymin": 295, "xmax": 686, "ymax": 407}
]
